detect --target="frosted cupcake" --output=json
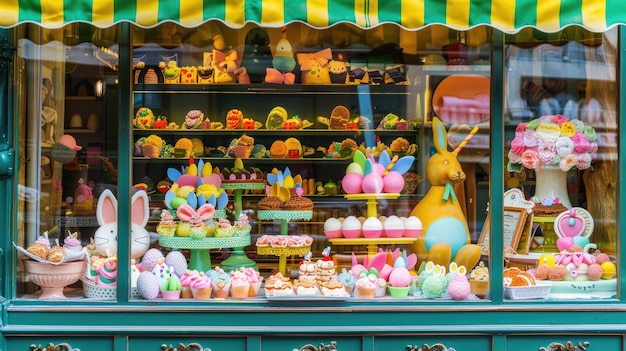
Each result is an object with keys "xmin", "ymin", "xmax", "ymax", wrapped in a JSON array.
[
  {"xmin": 180, "ymin": 270, "xmax": 201, "ymax": 298},
  {"xmin": 469, "ymin": 261, "xmax": 489, "ymax": 298},
  {"xmin": 295, "ymin": 278, "xmax": 319, "ymax": 296},
  {"xmin": 354, "ymin": 271, "xmax": 377, "ymax": 299},
  {"xmin": 191, "ymin": 273, "xmax": 212, "ymax": 300},
  {"xmin": 215, "ymin": 218, "xmax": 234, "ymax": 238},
  {"xmin": 74, "ymin": 178, "xmax": 94, "ymax": 215},
  {"xmin": 188, "ymin": 213, "xmax": 206, "ymax": 239},
  {"xmin": 233, "ymin": 214, "xmax": 252, "ymax": 237},
  {"xmin": 230, "ymin": 269, "xmax": 251, "ymax": 299},
  {"xmin": 208, "ymin": 266, "xmax": 231, "ymax": 298},
  {"xmin": 63, "ymin": 232, "xmax": 83, "ymax": 253},
  {"xmin": 156, "ymin": 209, "xmax": 177, "ymax": 237},
  {"xmin": 240, "ymin": 267, "xmax": 263, "ymax": 297}
]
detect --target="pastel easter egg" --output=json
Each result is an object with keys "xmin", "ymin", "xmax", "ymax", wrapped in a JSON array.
[
  {"xmin": 361, "ymin": 172, "xmax": 384, "ymax": 193},
  {"xmin": 346, "ymin": 162, "xmax": 364, "ymax": 176},
  {"xmin": 341, "ymin": 172, "xmax": 363, "ymax": 194},
  {"xmin": 341, "ymin": 216, "xmax": 362, "ymax": 238},
  {"xmin": 362, "ymin": 217, "xmax": 383, "ymax": 238},
  {"xmin": 324, "ymin": 217, "xmax": 342, "ymax": 238},
  {"xmin": 137, "ymin": 271, "xmax": 160, "ymax": 300},
  {"xmin": 170, "ymin": 197, "xmax": 188, "ymax": 209},
  {"xmin": 382, "ymin": 171, "xmax": 405, "ymax": 193},
  {"xmin": 383, "ymin": 215, "xmax": 405, "ymax": 238},
  {"xmin": 424, "ymin": 218, "xmax": 467, "ymax": 259},
  {"xmin": 404, "ymin": 216, "xmax": 423, "ymax": 237}
]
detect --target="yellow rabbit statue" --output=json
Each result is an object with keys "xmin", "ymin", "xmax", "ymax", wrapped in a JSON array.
[{"xmin": 410, "ymin": 117, "xmax": 481, "ymax": 271}]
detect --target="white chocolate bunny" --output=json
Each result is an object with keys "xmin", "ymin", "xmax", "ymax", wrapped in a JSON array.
[{"xmin": 94, "ymin": 189, "xmax": 151, "ymax": 259}]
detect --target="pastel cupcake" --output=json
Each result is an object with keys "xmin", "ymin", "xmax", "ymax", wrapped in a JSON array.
[
  {"xmin": 190, "ymin": 273, "xmax": 212, "ymax": 300},
  {"xmin": 215, "ymin": 218, "xmax": 234, "ymax": 238},
  {"xmin": 188, "ymin": 213, "xmax": 207, "ymax": 239},
  {"xmin": 241, "ymin": 267, "xmax": 263, "ymax": 297},
  {"xmin": 233, "ymin": 214, "xmax": 252, "ymax": 237},
  {"xmin": 208, "ymin": 266, "xmax": 231, "ymax": 298},
  {"xmin": 230, "ymin": 269, "xmax": 251, "ymax": 298},
  {"xmin": 180, "ymin": 270, "xmax": 201, "ymax": 298},
  {"xmin": 354, "ymin": 271, "xmax": 377, "ymax": 299},
  {"xmin": 156, "ymin": 209, "xmax": 177, "ymax": 237}
]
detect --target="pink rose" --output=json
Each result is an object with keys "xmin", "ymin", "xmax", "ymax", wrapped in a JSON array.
[
  {"xmin": 521, "ymin": 149, "xmax": 541, "ymax": 169},
  {"xmin": 576, "ymin": 153, "xmax": 592, "ymax": 170},
  {"xmin": 537, "ymin": 141, "xmax": 556, "ymax": 164},
  {"xmin": 571, "ymin": 133, "xmax": 590, "ymax": 153},
  {"xmin": 508, "ymin": 149, "xmax": 522, "ymax": 164},
  {"xmin": 523, "ymin": 130, "xmax": 539, "ymax": 147},
  {"xmin": 551, "ymin": 114, "xmax": 569, "ymax": 125},
  {"xmin": 510, "ymin": 135, "xmax": 526, "ymax": 155},
  {"xmin": 515, "ymin": 123, "xmax": 527, "ymax": 133}
]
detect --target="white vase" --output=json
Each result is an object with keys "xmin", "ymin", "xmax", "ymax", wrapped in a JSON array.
[{"xmin": 533, "ymin": 164, "xmax": 572, "ymax": 209}]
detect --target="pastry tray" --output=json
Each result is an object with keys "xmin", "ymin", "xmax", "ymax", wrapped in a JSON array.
[
  {"xmin": 14, "ymin": 243, "xmax": 86, "ymax": 265},
  {"xmin": 266, "ymin": 295, "xmax": 347, "ymax": 303}
]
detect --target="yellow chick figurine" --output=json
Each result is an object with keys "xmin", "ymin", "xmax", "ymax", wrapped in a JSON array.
[{"xmin": 265, "ymin": 28, "xmax": 296, "ymax": 84}]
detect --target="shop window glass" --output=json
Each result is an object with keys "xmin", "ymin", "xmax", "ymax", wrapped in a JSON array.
[
  {"xmin": 130, "ymin": 22, "xmax": 492, "ymax": 302},
  {"xmin": 15, "ymin": 24, "xmax": 119, "ymax": 299},
  {"xmin": 503, "ymin": 28, "xmax": 618, "ymax": 300}
]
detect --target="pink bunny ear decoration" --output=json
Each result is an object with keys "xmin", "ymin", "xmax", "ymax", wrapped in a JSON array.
[
  {"xmin": 97, "ymin": 190, "xmax": 118, "ymax": 226},
  {"xmin": 177, "ymin": 203, "xmax": 215, "ymax": 222}
]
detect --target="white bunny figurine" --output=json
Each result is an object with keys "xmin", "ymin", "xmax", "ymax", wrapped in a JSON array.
[{"xmin": 94, "ymin": 189, "xmax": 151, "ymax": 259}]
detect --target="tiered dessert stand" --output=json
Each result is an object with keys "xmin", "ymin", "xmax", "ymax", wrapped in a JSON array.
[{"xmin": 256, "ymin": 209, "xmax": 313, "ymax": 276}]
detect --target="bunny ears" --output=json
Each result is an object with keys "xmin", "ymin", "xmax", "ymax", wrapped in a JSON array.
[{"xmin": 176, "ymin": 203, "xmax": 215, "ymax": 222}]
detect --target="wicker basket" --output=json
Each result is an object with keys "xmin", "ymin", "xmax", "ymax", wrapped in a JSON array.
[
  {"xmin": 504, "ymin": 285, "xmax": 551, "ymax": 300},
  {"xmin": 82, "ymin": 277, "xmax": 141, "ymax": 299}
]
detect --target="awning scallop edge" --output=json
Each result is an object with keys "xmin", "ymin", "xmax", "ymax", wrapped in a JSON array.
[{"xmin": 0, "ymin": 0, "xmax": 624, "ymax": 33}]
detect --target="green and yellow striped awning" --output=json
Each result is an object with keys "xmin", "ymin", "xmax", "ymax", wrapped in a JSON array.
[{"xmin": 1, "ymin": 0, "xmax": 625, "ymax": 32}]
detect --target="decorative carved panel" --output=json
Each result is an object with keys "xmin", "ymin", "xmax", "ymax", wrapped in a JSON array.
[
  {"xmin": 406, "ymin": 344, "xmax": 455, "ymax": 351},
  {"xmin": 29, "ymin": 343, "xmax": 80, "ymax": 351},
  {"xmin": 539, "ymin": 341, "xmax": 590, "ymax": 351},
  {"xmin": 292, "ymin": 340, "xmax": 338, "ymax": 351},
  {"xmin": 160, "ymin": 343, "xmax": 211, "ymax": 351}
]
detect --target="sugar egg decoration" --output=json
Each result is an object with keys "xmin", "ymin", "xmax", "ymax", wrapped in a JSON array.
[
  {"xmin": 404, "ymin": 216, "xmax": 423, "ymax": 237},
  {"xmin": 341, "ymin": 215, "xmax": 362, "ymax": 238},
  {"xmin": 362, "ymin": 217, "xmax": 383, "ymax": 238},
  {"xmin": 341, "ymin": 172, "xmax": 363, "ymax": 194},
  {"xmin": 382, "ymin": 170, "xmax": 405, "ymax": 193},
  {"xmin": 383, "ymin": 215, "xmax": 405, "ymax": 238},
  {"xmin": 324, "ymin": 217, "xmax": 343, "ymax": 239},
  {"xmin": 361, "ymin": 172, "xmax": 384, "ymax": 193}
]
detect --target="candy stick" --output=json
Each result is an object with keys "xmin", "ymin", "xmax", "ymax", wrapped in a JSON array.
[
  {"xmin": 453, "ymin": 126, "xmax": 479, "ymax": 153},
  {"xmin": 382, "ymin": 155, "xmax": 399, "ymax": 176}
]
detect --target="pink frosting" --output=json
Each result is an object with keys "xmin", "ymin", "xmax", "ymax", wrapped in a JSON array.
[
  {"xmin": 35, "ymin": 237, "xmax": 51, "ymax": 248},
  {"xmin": 555, "ymin": 251, "xmax": 595, "ymax": 266},
  {"xmin": 218, "ymin": 218, "xmax": 232, "ymax": 229},
  {"xmin": 97, "ymin": 258, "xmax": 118, "ymax": 286},
  {"xmin": 159, "ymin": 209, "xmax": 175, "ymax": 226},
  {"xmin": 230, "ymin": 270, "xmax": 249, "ymax": 286},
  {"xmin": 241, "ymin": 267, "xmax": 263, "ymax": 283},
  {"xmin": 190, "ymin": 275, "xmax": 211, "ymax": 289},
  {"xmin": 234, "ymin": 214, "xmax": 250, "ymax": 228},
  {"xmin": 189, "ymin": 213, "xmax": 203, "ymax": 228},
  {"xmin": 180, "ymin": 270, "xmax": 201, "ymax": 287},
  {"xmin": 356, "ymin": 273, "xmax": 377, "ymax": 289},
  {"xmin": 75, "ymin": 183, "xmax": 93, "ymax": 202}
]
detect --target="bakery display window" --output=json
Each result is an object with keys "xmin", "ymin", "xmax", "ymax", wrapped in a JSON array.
[
  {"xmin": 14, "ymin": 24, "xmax": 120, "ymax": 299},
  {"xmin": 128, "ymin": 21, "xmax": 492, "ymax": 302},
  {"xmin": 502, "ymin": 28, "xmax": 618, "ymax": 300}
]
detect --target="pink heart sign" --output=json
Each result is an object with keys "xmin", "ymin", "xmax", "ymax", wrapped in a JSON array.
[{"xmin": 554, "ymin": 207, "xmax": 594, "ymax": 239}]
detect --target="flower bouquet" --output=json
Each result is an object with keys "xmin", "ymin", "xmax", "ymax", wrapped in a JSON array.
[
  {"xmin": 507, "ymin": 114, "xmax": 598, "ymax": 209},
  {"xmin": 507, "ymin": 114, "xmax": 598, "ymax": 172}
]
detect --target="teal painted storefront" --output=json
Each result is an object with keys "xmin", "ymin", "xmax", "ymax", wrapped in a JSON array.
[{"xmin": 0, "ymin": 1, "xmax": 626, "ymax": 350}]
